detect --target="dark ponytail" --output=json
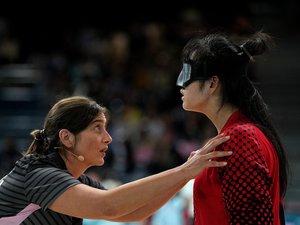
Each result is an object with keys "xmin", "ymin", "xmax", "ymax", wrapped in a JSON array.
[
  {"xmin": 238, "ymin": 32, "xmax": 289, "ymax": 197},
  {"xmin": 241, "ymin": 31, "xmax": 275, "ymax": 57},
  {"xmin": 27, "ymin": 129, "xmax": 49, "ymax": 155}
]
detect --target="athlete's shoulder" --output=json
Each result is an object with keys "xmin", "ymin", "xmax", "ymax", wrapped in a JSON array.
[
  {"xmin": 223, "ymin": 122, "xmax": 257, "ymax": 137},
  {"xmin": 15, "ymin": 153, "xmax": 59, "ymax": 173}
]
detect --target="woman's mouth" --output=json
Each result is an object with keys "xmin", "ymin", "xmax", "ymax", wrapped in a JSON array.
[{"xmin": 100, "ymin": 148, "xmax": 108, "ymax": 157}]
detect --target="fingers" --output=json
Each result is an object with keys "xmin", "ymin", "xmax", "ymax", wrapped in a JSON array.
[
  {"xmin": 204, "ymin": 151, "xmax": 232, "ymax": 167},
  {"xmin": 204, "ymin": 150, "xmax": 232, "ymax": 161},
  {"xmin": 208, "ymin": 160, "xmax": 228, "ymax": 167},
  {"xmin": 184, "ymin": 147, "xmax": 232, "ymax": 179},
  {"xmin": 199, "ymin": 134, "xmax": 230, "ymax": 155}
]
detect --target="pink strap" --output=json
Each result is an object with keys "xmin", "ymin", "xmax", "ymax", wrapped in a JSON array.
[{"xmin": 0, "ymin": 203, "xmax": 41, "ymax": 225}]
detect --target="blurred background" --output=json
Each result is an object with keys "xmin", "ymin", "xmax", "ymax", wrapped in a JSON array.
[{"xmin": 0, "ymin": 1, "xmax": 300, "ymax": 224}]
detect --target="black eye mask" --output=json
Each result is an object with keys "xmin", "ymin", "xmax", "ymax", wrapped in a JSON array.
[{"xmin": 176, "ymin": 62, "xmax": 208, "ymax": 88}]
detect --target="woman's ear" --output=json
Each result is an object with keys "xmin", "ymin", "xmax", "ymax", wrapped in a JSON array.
[
  {"xmin": 205, "ymin": 75, "xmax": 220, "ymax": 96},
  {"xmin": 58, "ymin": 129, "xmax": 75, "ymax": 148},
  {"xmin": 209, "ymin": 76, "xmax": 219, "ymax": 88}
]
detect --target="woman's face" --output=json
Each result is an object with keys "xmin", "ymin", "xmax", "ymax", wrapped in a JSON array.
[
  {"xmin": 180, "ymin": 80, "xmax": 210, "ymax": 113},
  {"xmin": 74, "ymin": 113, "xmax": 112, "ymax": 167}
]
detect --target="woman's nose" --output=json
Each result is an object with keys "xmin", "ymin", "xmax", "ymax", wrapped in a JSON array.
[{"xmin": 104, "ymin": 131, "xmax": 113, "ymax": 144}]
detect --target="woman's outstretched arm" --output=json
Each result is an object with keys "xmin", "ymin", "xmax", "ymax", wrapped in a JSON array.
[{"xmin": 48, "ymin": 134, "xmax": 231, "ymax": 220}]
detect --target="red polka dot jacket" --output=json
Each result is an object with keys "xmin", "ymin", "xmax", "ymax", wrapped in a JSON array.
[{"xmin": 193, "ymin": 111, "xmax": 282, "ymax": 225}]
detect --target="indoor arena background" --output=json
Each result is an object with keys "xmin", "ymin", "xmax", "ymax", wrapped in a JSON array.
[{"xmin": 0, "ymin": 1, "xmax": 300, "ymax": 224}]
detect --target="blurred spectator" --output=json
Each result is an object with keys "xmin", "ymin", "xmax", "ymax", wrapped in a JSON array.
[
  {"xmin": 0, "ymin": 18, "xmax": 20, "ymax": 64},
  {"xmin": 150, "ymin": 181, "xmax": 194, "ymax": 225},
  {"xmin": 0, "ymin": 137, "xmax": 22, "ymax": 178},
  {"xmin": 180, "ymin": 180, "xmax": 194, "ymax": 225}
]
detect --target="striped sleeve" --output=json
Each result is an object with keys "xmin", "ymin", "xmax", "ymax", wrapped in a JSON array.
[
  {"xmin": 24, "ymin": 167, "xmax": 81, "ymax": 211},
  {"xmin": 79, "ymin": 174, "xmax": 107, "ymax": 190}
]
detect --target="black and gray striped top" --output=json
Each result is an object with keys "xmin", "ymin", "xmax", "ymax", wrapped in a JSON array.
[{"xmin": 0, "ymin": 152, "xmax": 105, "ymax": 225}]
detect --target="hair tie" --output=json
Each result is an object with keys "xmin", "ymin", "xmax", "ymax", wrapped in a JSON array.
[
  {"xmin": 240, "ymin": 45, "xmax": 255, "ymax": 62},
  {"xmin": 34, "ymin": 129, "xmax": 47, "ymax": 142},
  {"xmin": 40, "ymin": 129, "xmax": 46, "ymax": 139}
]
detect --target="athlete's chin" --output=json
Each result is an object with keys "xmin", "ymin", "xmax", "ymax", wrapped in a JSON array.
[
  {"xmin": 94, "ymin": 159, "xmax": 105, "ymax": 166},
  {"xmin": 182, "ymin": 103, "xmax": 192, "ymax": 111}
]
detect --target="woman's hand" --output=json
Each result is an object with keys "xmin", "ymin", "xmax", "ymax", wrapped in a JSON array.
[{"xmin": 182, "ymin": 134, "xmax": 232, "ymax": 180}]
